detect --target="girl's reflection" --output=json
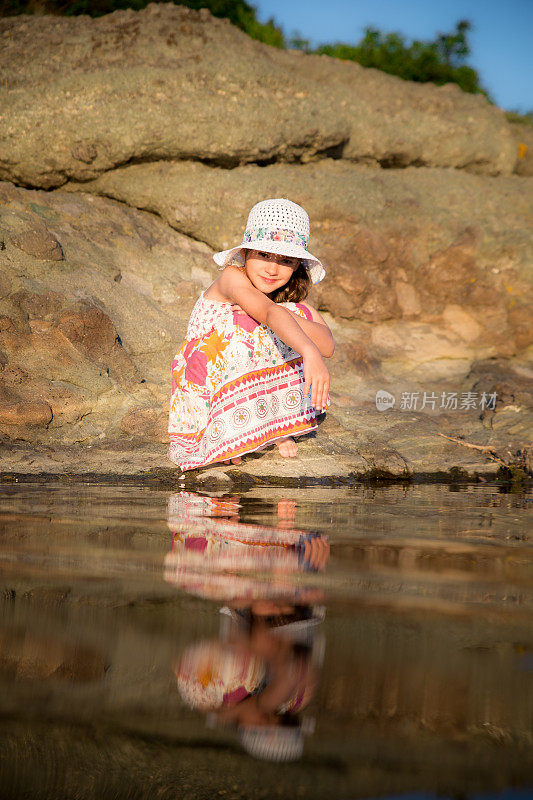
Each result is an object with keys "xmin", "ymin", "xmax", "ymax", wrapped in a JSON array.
[
  {"xmin": 164, "ymin": 491, "xmax": 329, "ymax": 761},
  {"xmin": 164, "ymin": 492, "xmax": 329, "ymax": 604}
]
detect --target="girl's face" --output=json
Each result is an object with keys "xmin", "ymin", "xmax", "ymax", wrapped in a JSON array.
[{"xmin": 244, "ymin": 250, "xmax": 300, "ymax": 295}]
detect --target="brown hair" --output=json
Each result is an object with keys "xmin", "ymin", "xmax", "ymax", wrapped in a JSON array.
[{"xmin": 270, "ymin": 263, "xmax": 310, "ymax": 303}]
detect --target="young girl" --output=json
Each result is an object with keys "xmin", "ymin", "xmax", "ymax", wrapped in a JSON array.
[{"xmin": 168, "ymin": 198, "xmax": 334, "ymax": 471}]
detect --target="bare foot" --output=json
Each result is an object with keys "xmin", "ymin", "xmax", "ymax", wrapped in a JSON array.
[
  {"xmin": 277, "ymin": 499, "xmax": 296, "ymax": 528},
  {"xmin": 277, "ymin": 437, "xmax": 298, "ymax": 458},
  {"xmin": 223, "ymin": 456, "xmax": 242, "ymax": 466}
]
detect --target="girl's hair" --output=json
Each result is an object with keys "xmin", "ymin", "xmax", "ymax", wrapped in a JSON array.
[
  {"xmin": 233, "ymin": 251, "xmax": 310, "ymax": 303},
  {"xmin": 270, "ymin": 263, "xmax": 310, "ymax": 304}
]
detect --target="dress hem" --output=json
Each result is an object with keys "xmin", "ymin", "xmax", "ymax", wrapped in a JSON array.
[{"xmin": 169, "ymin": 422, "xmax": 318, "ymax": 472}]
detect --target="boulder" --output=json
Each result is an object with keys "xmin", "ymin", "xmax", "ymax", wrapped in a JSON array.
[
  {"xmin": 0, "ymin": 180, "xmax": 215, "ymax": 444},
  {"xmin": 0, "ymin": 4, "xmax": 516, "ymax": 190}
]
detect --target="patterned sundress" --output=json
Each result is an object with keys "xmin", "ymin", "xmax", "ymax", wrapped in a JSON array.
[{"xmin": 168, "ymin": 292, "xmax": 320, "ymax": 471}]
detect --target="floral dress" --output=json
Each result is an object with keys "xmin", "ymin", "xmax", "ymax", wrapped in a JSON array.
[{"xmin": 168, "ymin": 292, "xmax": 319, "ymax": 471}]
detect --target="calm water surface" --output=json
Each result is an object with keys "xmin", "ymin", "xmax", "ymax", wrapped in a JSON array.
[{"xmin": 0, "ymin": 481, "xmax": 532, "ymax": 800}]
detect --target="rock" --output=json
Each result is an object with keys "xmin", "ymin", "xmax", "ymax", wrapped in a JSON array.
[
  {"xmin": 0, "ymin": 399, "xmax": 53, "ymax": 431},
  {"xmin": 71, "ymin": 142, "xmax": 98, "ymax": 165},
  {"xmin": 0, "ymin": 181, "xmax": 214, "ymax": 445},
  {"xmin": 0, "ymin": 6, "xmax": 530, "ymax": 481},
  {"xmin": 509, "ymin": 121, "xmax": 533, "ymax": 176},
  {"xmin": 297, "ymin": 50, "xmax": 516, "ymax": 174},
  {"xmin": 120, "ymin": 403, "xmax": 169, "ymax": 443},
  {"xmin": 194, "ymin": 468, "xmax": 233, "ymax": 488},
  {"xmin": 56, "ymin": 303, "xmax": 140, "ymax": 386},
  {"xmin": 0, "ymin": 5, "xmax": 515, "ymax": 189},
  {"xmin": 9, "ymin": 290, "xmax": 65, "ymax": 319},
  {"xmin": 10, "ymin": 228, "xmax": 64, "ymax": 261}
]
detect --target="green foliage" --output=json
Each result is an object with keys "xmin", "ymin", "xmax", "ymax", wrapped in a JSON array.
[
  {"xmin": 506, "ymin": 110, "xmax": 533, "ymax": 126},
  {"xmin": 177, "ymin": 0, "xmax": 285, "ymax": 47},
  {"xmin": 287, "ymin": 30, "xmax": 311, "ymax": 53},
  {"xmin": 314, "ymin": 20, "xmax": 489, "ymax": 98}
]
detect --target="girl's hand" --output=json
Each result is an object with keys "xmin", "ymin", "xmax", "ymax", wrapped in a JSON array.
[
  {"xmin": 301, "ymin": 534, "xmax": 330, "ymax": 571},
  {"xmin": 302, "ymin": 347, "xmax": 329, "ymax": 411}
]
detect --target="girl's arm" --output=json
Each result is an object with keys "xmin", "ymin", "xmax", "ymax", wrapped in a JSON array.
[
  {"xmin": 284, "ymin": 302, "xmax": 335, "ymax": 358},
  {"xmin": 234, "ymin": 300, "xmax": 334, "ymax": 358},
  {"xmin": 218, "ymin": 267, "xmax": 329, "ymax": 410}
]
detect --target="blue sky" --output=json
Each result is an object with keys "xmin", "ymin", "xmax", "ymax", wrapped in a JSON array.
[{"xmin": 254, "ymin": 0, "xmax": 532, "ymax": 113}]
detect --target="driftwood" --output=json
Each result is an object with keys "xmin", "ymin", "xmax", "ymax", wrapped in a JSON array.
[{"xmin": 437, "ymin": 433, "xmax": 508, "ymax": 468}]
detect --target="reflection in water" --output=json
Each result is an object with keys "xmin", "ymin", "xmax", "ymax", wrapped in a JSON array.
[
  {"xmin": 0, "ymin": 482, "xmax": 532, "ymax": 797},
  {"xmin": 164, "ymin": 492, "xmax": 329, "ymax": 603},
  {"xmin": 165, "ymin": 491, "xmax": 329, "ymax": 761},
  {"xmin": 0, "ymin": 627, "xmax": 107, "ymax": 683}
]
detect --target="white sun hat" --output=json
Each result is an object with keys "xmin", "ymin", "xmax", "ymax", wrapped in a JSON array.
[
  {"xmin": 239, "ymin": 725, "xmax": 304, "ymax": 762},
  {"xmin": 212, "ymin": 198, "xmax": 326, "ymax": 285}
]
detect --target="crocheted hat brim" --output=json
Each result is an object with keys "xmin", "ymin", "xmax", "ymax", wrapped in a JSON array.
[{"xmin": 213, "ymin": 241, "xmax": 326, "ymax": 285}]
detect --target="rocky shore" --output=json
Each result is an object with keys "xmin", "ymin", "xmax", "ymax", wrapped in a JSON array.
[{"xmin": 0, "ymin": 4, "xmax": 531, "ymax": 486}]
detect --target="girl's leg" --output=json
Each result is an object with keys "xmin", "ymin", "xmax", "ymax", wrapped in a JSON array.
[{"xmin": 223, "ymin": 456, "xmax": 242, "ymax": 465}]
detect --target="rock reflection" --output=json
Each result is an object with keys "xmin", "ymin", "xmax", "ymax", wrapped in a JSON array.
[
  {"xmin": 0, "ymin": 626, "xmax": 107, "ymax": 683},
  {"xmin": 164, "ymin": 491, "xmax": 328, "ymax": 761}
]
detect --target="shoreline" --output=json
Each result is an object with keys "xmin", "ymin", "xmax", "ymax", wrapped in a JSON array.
[{"xmin": 1, "ymin": 465, "xmax": 530, "ymax": 492}]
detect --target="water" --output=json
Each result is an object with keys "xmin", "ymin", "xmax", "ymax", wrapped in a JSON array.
[{"xmin": 0, "ymin": 481, "xmax": 532, "ymax": 800}]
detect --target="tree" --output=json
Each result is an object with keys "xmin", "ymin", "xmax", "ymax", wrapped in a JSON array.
[
  {"xmin": 436, "ymin": 19, "xmax": 470, "ymax": 67},
  {"xmin": 314, "ymin": 20, "xmax": 489, "ymax": 99}
]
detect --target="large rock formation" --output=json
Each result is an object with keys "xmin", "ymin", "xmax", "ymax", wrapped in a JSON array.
[
  {"xmin": 0, "ymin": 181, "xmax": 212, "ymax": 446},
  {"xmin": 0, "ymin": 4, "xmax": 531, "ymax": 480},
  {"xmin": 0, "ymin": 3, "xmax": 518, "ymax": 189}
]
